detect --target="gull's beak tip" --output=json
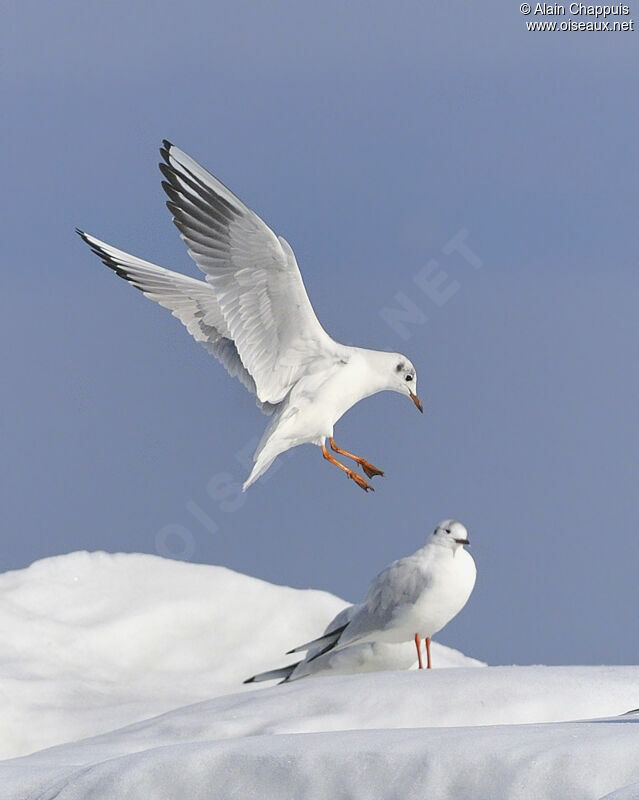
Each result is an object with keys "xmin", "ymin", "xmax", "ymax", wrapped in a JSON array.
[{"xmin": 410, "ymin": 391, "xmax": 423, "ymax": 413}]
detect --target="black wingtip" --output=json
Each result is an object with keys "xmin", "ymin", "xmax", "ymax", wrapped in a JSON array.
[
  {"xmin": 243, "ymin": 676, "xmax": 255, "ymax": 684},
  {"xmin": 160, "ymin": 140, "xmax": 173, "ymax": 164},
  {"xmin": 75, "ymin": 231, "xmax": 145, "ymax": 293},
  {"xmin": 158, "ymin": 162, "xmax": 173, "ymax": 181}
]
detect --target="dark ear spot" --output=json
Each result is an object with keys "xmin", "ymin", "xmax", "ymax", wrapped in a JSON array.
[{"xmin": 396, "ymin": 362, "xmax": 404, "ymax": 372}]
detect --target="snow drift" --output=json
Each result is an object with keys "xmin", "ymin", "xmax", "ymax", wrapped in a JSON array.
[{"xmin": 2, "ymin": 551, "xmax": 638, "ymax": 800}]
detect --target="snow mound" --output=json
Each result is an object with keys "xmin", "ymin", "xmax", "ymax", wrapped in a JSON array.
[
  {"xmin": 3, "ymin": 669, "xmax": 639, "ymax": 800},
  {"xmin": 0, "ymin": 551, "xmax": 478, "ymax": 758},
  {"xmin": 5, "ymin": 552, "xmax": 637, "ymax": 799}
]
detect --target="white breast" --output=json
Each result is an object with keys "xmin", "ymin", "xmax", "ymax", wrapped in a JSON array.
[
  {"xmin": 390, "ymin": 548, "xmax": 476, "ymax": 642},
  {"xmin": 286, "ymin": 350, "xmax": 387, "ymax": 440}
]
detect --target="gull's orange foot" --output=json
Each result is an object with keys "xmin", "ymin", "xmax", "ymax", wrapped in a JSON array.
[
  {"xmin": 348, "ymin": 471, "xmax": 374, "ymax": 492},
  {"xmin": 359, "ymin": 461, "xmax": 384, "ymax": 479},
  {"xmin": 327, "ymin": 439, "xmax": 384, "ymax": 480}
]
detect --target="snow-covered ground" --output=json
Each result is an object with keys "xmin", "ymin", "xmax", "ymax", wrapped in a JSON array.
[{"xmin": 2, "ymin": 552, "xmax": 638, "ymax": 799}]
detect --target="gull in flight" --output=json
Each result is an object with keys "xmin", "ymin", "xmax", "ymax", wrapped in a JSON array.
[
  {"xmin": 77, "ymin": 142, "xmax": 422, "ymax": 492},
  {"xmin": 271, "ymin": 520, "xmax": 476, "ymax": 671}
]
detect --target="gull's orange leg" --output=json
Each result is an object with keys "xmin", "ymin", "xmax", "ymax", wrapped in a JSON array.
[
  {"xmin": 329, "ymin": 437, "xmax": 384, "ymax": 479},
  {"xmin": 414, "ymin": 633, "xmax": 424, "ymax": 670},
  {"xmin": 322, "ymin": 445, "xmax": 374, "ymax": 492},
  {"xmin": 425, "ymin": 637, "xmax": 432, "ymax": 669}
]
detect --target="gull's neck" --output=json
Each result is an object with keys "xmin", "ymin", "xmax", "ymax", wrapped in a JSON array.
[
  {"xmin": 419, "ymin": 540, "xmax": 459, "ymax": 559},
  {"xmin": 351, "ymin": 348, "xmax": 397, "ymax": 394}
]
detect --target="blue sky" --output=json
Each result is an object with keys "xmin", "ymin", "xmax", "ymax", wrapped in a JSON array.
[{"xmin": 2, "ymin": 1, "xmax": 638, "ymax": 666}]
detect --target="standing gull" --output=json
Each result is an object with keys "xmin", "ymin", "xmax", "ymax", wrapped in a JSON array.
[
  {"xmin": 77, "ymin": 141, "xmax": 422, "ymax": 492},
  {"xmin": 280, "ymin": 520, "xmax": 476, "ymax": 670}
]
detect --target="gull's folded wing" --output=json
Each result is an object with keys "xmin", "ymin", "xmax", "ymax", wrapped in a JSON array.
[
  {"xmin": 243, "ymin": 662, "xmax": 299, "ymax": 684},
  {"xmin": 286, "ymin": 621, "xmax": 349, "ymax": 655},
  {"xmin": 77, "ymin": 231, "xmax": 277, "ymax": 414},
  {"xmin": 339, "ymin": 559, "xmax": 427, "ymax": 645},
  {"xmin": 160, "ymin": 141, "xmax": 338, "ymax": 405}
]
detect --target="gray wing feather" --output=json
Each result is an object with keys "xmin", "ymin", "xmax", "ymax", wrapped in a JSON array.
[
  {"xmin": 159, "ymin": 141, "xmax": 337, "ymax": 405},
  {"xmin": 77, "ymin": 230, "xmax": 277, "ymax": 414},
  {"xmin": 338, "ymin": 558, "xmax": 427, "ymax": 644}
]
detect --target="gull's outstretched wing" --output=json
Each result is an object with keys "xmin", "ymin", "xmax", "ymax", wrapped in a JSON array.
[
  {"xmin": 77, "ymin": 231, "xmax": 278, "ymax": 414},
  {"xmin": 160, "ymin": 141, "xmax": 338, "ymax": 405}
]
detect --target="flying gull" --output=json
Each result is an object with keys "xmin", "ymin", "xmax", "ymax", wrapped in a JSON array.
[{"xmin": 77, "ymin": 142, "xmax": 422, "ymax": 491}]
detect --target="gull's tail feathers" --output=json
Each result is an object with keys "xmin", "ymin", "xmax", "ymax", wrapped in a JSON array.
[
  {"xmin": 243, "ymin": 662, "xmax": 299, "ymax": 685},
  {"xmin": 242, "ymin": 405, "xmax": 298, "ymax": 491},
  {"xmin": 242, "ymin": 452, "xmax": 279, "ymax": 492}
]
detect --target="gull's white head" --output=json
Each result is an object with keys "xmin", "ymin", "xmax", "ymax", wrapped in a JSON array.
[
  {"xmin": 431, "ymin": 519, "xmax": 470, "ymax": 550},
  {"xmin": 389, "ymin": 354, "xmax": 422, "ymax": 413}
]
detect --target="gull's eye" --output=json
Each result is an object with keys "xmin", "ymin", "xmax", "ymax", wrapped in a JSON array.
[{"xmin": 405, "ymin": 375, "xmax": 413, "ymax": 382}]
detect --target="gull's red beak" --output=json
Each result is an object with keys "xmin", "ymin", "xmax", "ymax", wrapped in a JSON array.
[{"xmin": 409, "ymin": 390, "xmax": 423, "ymax": 413}]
